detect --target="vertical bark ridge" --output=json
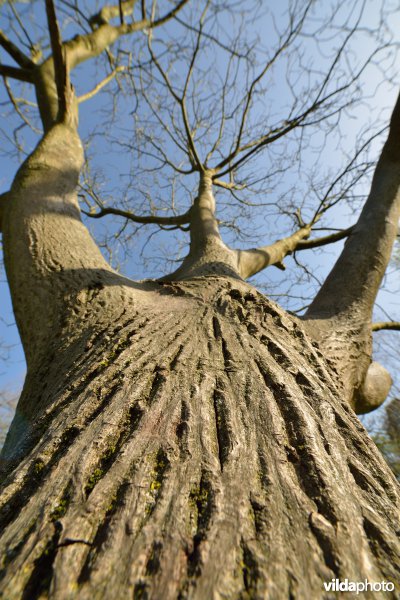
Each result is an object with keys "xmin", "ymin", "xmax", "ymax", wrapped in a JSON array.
[{"xmin": 0, "ymin": 279, "xmax": 399, "ymax": 599}]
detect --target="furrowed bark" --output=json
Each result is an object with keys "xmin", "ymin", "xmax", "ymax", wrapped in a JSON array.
[
  {"xmin": 1, "ymin": 120, "xmax": 160, "ymax": 465},
  {"xmin": 1, "ymin": 116, "xmax": 400, "ymax": 600},
  {"xmin": 0, "ymin": 278, "xmax": 399, "ymax": 599},
  {"xmin": 1, "ymin": 14, "xmax": 400, "ymax": 598}
]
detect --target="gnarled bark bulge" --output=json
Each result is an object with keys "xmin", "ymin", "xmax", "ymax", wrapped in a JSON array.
[{"xmin": 0, "ymin": 125, "xmax": 399, "ymax": 600}]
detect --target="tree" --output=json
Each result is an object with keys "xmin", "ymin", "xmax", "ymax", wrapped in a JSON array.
[{"xmin": 0, "ymin": 1, "xmax": 400, "ymax": 598}]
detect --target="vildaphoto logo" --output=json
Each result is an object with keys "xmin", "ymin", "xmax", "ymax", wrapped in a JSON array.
[{"xmin": 323, "ymin": 579, "xmax": 395, "ymax": 594}]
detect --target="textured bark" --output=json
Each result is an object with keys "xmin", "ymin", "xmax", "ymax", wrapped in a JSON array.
[
  {"xmin": 1, "ymin": 114, "xmax": 400, "ymax": 598},
  {"xmin": 1, "ymin": 124, "xmax": 110, "ymax": 370},
  {"xmin": 0, "ymin": 277, "xmax": 399, "ymax": 599},
  {"xmin": 1, "ymin": 41, "xmax": 400, "ymax": 595}
]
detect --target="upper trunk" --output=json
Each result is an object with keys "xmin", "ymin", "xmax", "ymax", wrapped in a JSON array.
[
  {"xmin": 0, "ymin": 277, "xmax": 399, "ymax": 599},
  {"xmin": 165, "ymin": 173, "xmax": 240, "ymax": 281},
  {"xmin": 1, "ymin": 123, "xmax": 116, "ymax": 370},
  {"xmin": 303, "ymin": 95, "xmax": 400, "ymax": 411}
]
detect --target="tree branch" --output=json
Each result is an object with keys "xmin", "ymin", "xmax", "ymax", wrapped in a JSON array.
[
  {"xmin": 296, "ymin": 226, "xmax": 354, "ymax": 250},
  {"xmin": 302, "ymin": 91, "xmax": 400, "ymax": 410},
  {"xmin": 77, "ymin": 66, "xmax": 125, "ymax": 103},
  {"xmin": 0, "ymin": 29, "xmax": 35, "ymax": 69},
  {"xmin": 0, "ymin": 192, "xmax": 9, "ymax": 233},
  {"xmin": 83, "ymin": 205, "xmax": 191, "ymax": 226},
  {"xmin": 89, "ymin": 0, "xmax": 138, "ymax": 27},
  {"xmin": 151, "ymin": 0, "xmax": 190, "ymax": 28},
  {"xmin": 372, "ymin": 322, "xmax": 400, "ymax": 332},
  {"xmin": 146, "ymin": 25, "xmax": 203, "ymax": 170},
  {"xmin": 237, "ymin": 224, "xmax": 312, "ymax": 279},
  {"xmin": 0, "ymin": 64, "xmax": 34, "ymax": 82},
  {"xmin": 212, "ymin": 178, "xmax": 246, "ymax": 191},
  {"xmin": 64, "ymin": 1, "xmax": 189, "ymax": 71},
  {"xmin": 306, "ymin": 91, "xmax": 400, "ymax": 321},
  {"xmin": 227, "ymin": 1, "xmax": 313, "ymax": 164},
  {"xmin": 3, "ymin": 77, "xmax": 41, "ymax": 133},
  {"xmin": 89, "ymin": 0, "xmax": 189, "ymax": 29},
  {"xmin": 236, "ymin": 219, "xmax": 354, "ymax": 279},
  {"xmin": 45, "ymin": 0, "xmax": 72, "ymax": 121},
  {"xmin": 34, "ymin": 0, "xmax": 189, "ymax": 129},
  {"xmin": 213, "ymin": 12, "xmax": 381, "ymax": 179}
]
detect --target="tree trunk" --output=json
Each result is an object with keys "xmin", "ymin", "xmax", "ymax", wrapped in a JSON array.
[
  {"xmin": 0, "ymin": 277, "xmax": 399, "ymax": 599},
  {"xmin": 3, "ymin": 4, "xmax": 399, "ymax": 596}
]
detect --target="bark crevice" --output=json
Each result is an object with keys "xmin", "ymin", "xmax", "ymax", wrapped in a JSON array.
[{"xmin": 3, "ymin": 280, "xmax": 398, "ymax": 599}]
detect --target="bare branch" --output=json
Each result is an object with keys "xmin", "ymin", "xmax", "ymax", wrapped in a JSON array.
[
  {"xmin": 0, "ymin": 64, "xmax": 34, "ymax": 82},
  {"xmin": 237, "ymin": 224, "xmax": 312, "ymax": 279},
  {"xmin": 89, "ymin": 0, "xmax": 189, "ymax": 29},
  {"xmin": 146, "ymin": 30, "xmax": 203, "ymax": 170},
  {"xmin": 119, "ymin": 0, "xmax": 125, "ymax": 25},
  {"xmin": 312, "ymin": 127, "xmax": 387, "ymax": 220},
  {"xmin": 0, "ymin": 192, "xmax": 9, "ymax": 233},
  {"xmin": 212, "ymin": 179, "xmax": 246, "ymax": 191},
  {"xmin": 8, "ymin": 1, "xmax": 36, "ymax": 53},
  {"xmin": 45, "ymin": 0, "xmax": 72, "ymax": 121},
  {"xmin": 65, "ymin": 1, "xmax": 189, "ymax": 72},
  {"xmin": 306, "ymin": 90, "xmax": 400, "ymax": 321},
  {"xmin": 229, "ymin": 1, "xmax": 313, "ymax": 162},
  {"xmin": 173, "ymin": 14, "xmax": 249, "ymax": 59},
  {"xmin": 215, "ymin": 110, "xmax": 314, "ymax": 177},
  {"xmin": 235, "ymin": 213, "xmax": 353, "ymax": 279},
  {"xmin": 151, "ymin": 0, "xmax": 190, "ymax": 28},
  {"xmin": 3, "ymin": 77, "xmax": 41, "ymax": 133},
  {"xmin": 83, "ymin": 205, "xmax": 191, "ymax": 226},
  {"xmin": 372, "ymin": 322, "xmax": 400, "ymax": 332},
  {"xmin": 0, "ymin": 29, "xmax": 35, "ymax": 69},
  {"xmin": 89, "ymin": 1, "xmax": 138, "ymax": 27},
  {"xmin": 77, "ymin": 66, "xmax": 125, "ymax": 103},
  {"xmin": 296, "ymin": 226, "xmax": 354, "ymax": 250},
  {"xmin": 213, "ymin": 12, "xmax": 386, "ymax": 179}
]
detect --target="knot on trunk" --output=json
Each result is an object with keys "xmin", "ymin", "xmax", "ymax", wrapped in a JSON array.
[{"xmin": 354, "ymin": 361, "xmax": 392, "ymax": 414}]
